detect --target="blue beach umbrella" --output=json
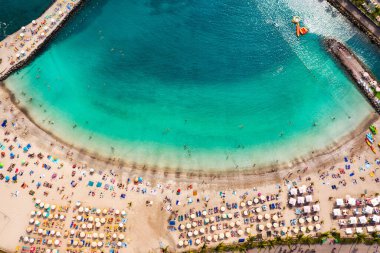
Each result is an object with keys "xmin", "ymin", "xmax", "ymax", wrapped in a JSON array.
[
  {"xmin": 5, "ymin": 176, "xmax": 10, "ymax": 182},
  {"xmin": 12, "ymin": 175, "xmax": 17, "ymax": 181},
  {"xmin": 0, "ymin": 163, "xmax": 3, "ymax": 169}
]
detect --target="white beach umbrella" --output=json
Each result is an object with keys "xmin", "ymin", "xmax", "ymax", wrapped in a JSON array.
[
  {"xmin": 75, "ymin": 201, "xmax": 81, "ymax": 207},
  {"xmin": 88, "ymin": 216, "xmax": 94, "ymax": 222},
  {"xmin": 32, "ymin": 20, "xmax": 37, "ymax": 25},
  {"xmin": 44, "ymin": 26, "xmax": 48, "ymax": 31},
  {"xmin": 315, "ymin": 224, "xmax": 321, "ymax": 230},
  {"xmin": 211, "ymin": 225, "xmax": 216, "ymax": 231},
  {"xmin": 243, "ymin": 210, "xmax": 248, "ymax": 216},
  {"xmin": 96, "ymin": 222, "xmax": 101, "ymax": 228},
  {"xmin": 29, "ymin": 218, "xmax": 35, "ymax": 224},
  {"xmin": 26, "ymin": 227, "xmax": 32, "ymax": 233},
  {"xmin": 293, "ymin": 227, "xmax": 299, "ymax": 234},
  {"xmin": 60, "ymin": 215, "xmax": 65, "ymax": 220},
  {"xmin": 78, "ymin": 207, "xmax": 84, "ymax": 213},
  {"xmin": 102, "ymin": 208, "xmax": 108, "ymax": 215},
  {"xmin": 23, "ymin": 237, "xmax": 29, "ymax": 243},
  {"xmin": 192, "ymin": 221, "xmax": 197, "ymax": 228},
  {"xmin": 56, "ymin": 231, "xmax": 61, "ymax": 237},
  {"xmin": 20, "ymin": 33, "xmax": 25, "ymax": 37},
  {"xmin": 236, "ymin": 220, "xmax": 241, "ymax": 227},
  {"xmin": 29, "ymin": 238, "xmax": 35, "ymax": 244},
  {"xmin": 186, "ymin": 223, "xmax": 191, "ymax": 229},
  {"xmin": 253, "ymin": 198, "xmax": 259, "ymax": 204},
  {"xmin": 121, "ymin": 210, "xmax": 126, "ymax": 216},
  {"xmin": 272, "ymin": 215, "xmax": 278, "ymax": 221},
  {"xmin": 273, "ymin": 222, "xmax": 279, "ymax": 228},
  {"xmin": 91, "ymin": 241, "xmax": 97, "ymax": 248},
  {"xmin": 240, "ymin": 202, "xmax": 246, "ymax": 207},
  {"xmin": 195, "ymin": 239, "xmax": 201, "ymax": 245},
  {"xmin": 200, "ymin": 227, "xmax": 205, "ymax": 234},
  {"xmin": 256, "ymin": 207, "xmax": 261, "ymax": 213},
  {"xmin": 117, "ymin": 241, "xmax": 122, "ymax": 247},
  {"xmin": 30, "ymin": 210, "xmax": 36, "ymax": 217},
  {"xmin": 229, "ymin": 221, "xmax": 235, "ymax": 228},
  {"xmin": 87, "ymin": 223, "xmax": 93, "ymax": 229},
  {"xmin": 266, "ymin": 223, "xmax": 272, "ymax": 229},
  {"xmin": 205, "ymin": 218, "xmax": 210, "ymax": 223},
  {"xmin": 246, "ymin": 227, "xmax": 251, "ymax": 234},
  {"xmin": 238, "ymin": 230, "xmax": 244, "ymax": 236},
  {"xmin": 81, "ymin": 224, "xmax": 86, "ymax": 229},
  {"xmin": 99, "ymin": 233, "xmax": 105, "ymax": 239},
  {"xmin": 100, "ymin": 218, "xmax": 106, "ymax": 224},
  {"xmin": 96, "ymin": 208, "xmax": 101, "ymax": 214},
  {"xmin": 306, "ymin": 217, "xmax": 312, "ymax": 223},
  {"xmin": 220, "ymin": 206, "xmax": 226, "ymax": 212},
  {"xmin": 85, "ymin": 207, "xmax": 90, "ymax": 213},
  {"xmin": 193, "ymin": 230, "xmax": 199, "ymax": 236},
  {"xmin": 257, "ymin": 215, "xmax": 263, "ymax": 220},
  {"xmin": 202, "ymin": 210, "xmax": 207, "ymax": 216},
  {"xmin": 207, "ymin": 236, "xmax": 212, "ymax": 242},
  {"xmin": 247, "ymin": 200, "xmax": 253, "ymax": 206},
  {"xmin": 264, "ymin": 213, "xmax": 270, "ymax": 220},
  {"xmin": 225, "ymin": 232, "xmax": 231, "ymax": 238},
  {"xmin": 179, "ymin": 224, "xmax": 185, "ymax": 230},
  {"xmin": 313, "ymin": 216, "xmax": 319, "ymax": 222},
  {"xmin": 118, "ymin": 234, "xmax": 125, "ymax": 240},
  {"xmin": 93, "ymin": 232, "xmax": 98, "ymax": 239},
  {"xmin": 54, "ymin": 240, "xmax": 60, "ymax": 246},
  {"xmin": 210, "ymin": 216, "xmax": 215, "ymax": 222},
  {"xmin": 112, "ymin": 233, "xmax": 117, "ymax": 239},
  {"xmin": 36, "ymin": 211, "xmax": 42, "ymax": 216},
  {"xmin": 190, "ymin": 213, "xmax": 196, "ymax": 219},
  {"xmin": 307, "ymin": 225, "xmax": 314, "ymax": 231},
  {"xmin": 51, "ymin": 205, "xmax": 56, "ymax": 211},
  {"xmin": 115, "ymin": 209, "xmax": 120, "ymax": 215},
  {"xmin": 219, "ymin": 233, "xmax": 224, "ymax": 239},
  {"xmin": 80, "ymin": 232, "xmax": 85, "ymax": 238},
  {"xmin": 300, "ymin": 226, "xmax": 306, "ymax": 233},
  {"xmin": 51, "ymin": 230, "xmax": 55, "ymax": 236},
  {"xmin": 282, "ymin": 227, "xmax": 288, "ymax": 233},
  {"xmin": 97, "ymin": 241, "xmax": 103, "ymax": 247},
  {"xmin": 187, "ymin": 231, "xmax": 193, "ymax": 237},
  {"xmin": 258, "ymin": 224, "xmax": 264, "ymax": 231},
  {"xmin": 178, "ymin": 240, "xmax": 183, "ymax": 247},
  {"xmin": 299, "ymin": 218, "xmax": 305, "ymax": 224}
]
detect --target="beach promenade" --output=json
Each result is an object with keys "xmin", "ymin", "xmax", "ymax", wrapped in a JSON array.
[{"xmin": 0, "ymin": 0, "xmax": 82, "ymax": 81}]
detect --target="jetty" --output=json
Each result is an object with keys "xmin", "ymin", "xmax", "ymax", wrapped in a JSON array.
[
  {"xmin": 325, "ymin": 38, "xmax": 380, "ymax": 113},
  {"xmin": 0, "ymin": 0, "xmax": 83, "ymax": 81}
]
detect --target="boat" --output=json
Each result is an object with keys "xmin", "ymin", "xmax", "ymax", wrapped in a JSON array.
[
  {"xmin": 296, "ymin": 23, "xmax": 300, "ymax": 37},
  {"xmin": 366, "ymin": 133, "xmax": 374, "ymax": 143},
  {"xmin": 300, "ymin": 27, "xmax": 308, "ymax": 35},
  {"xmin": 370, "ymin": 125, "xmax": 377, "ymax": 135},
  {"xmin": 371, "ymin": 145, "xmax": 377, "ymax": 154},
  {"xmin": 366, "ymin": 139, "xmax": 372, "ymax": 146}
]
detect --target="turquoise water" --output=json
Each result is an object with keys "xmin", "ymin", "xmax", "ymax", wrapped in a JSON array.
[{"xmin": 4, "ymin": 0, "xmax": 380, "ymax": 170}]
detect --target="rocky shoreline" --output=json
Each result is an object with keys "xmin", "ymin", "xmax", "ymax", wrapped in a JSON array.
[{"xmin": 326, "ymin": 0, "xmax": 380, "ymax": 47}]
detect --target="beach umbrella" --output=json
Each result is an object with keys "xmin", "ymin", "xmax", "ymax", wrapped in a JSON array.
[
  {"xmin": 97, "ymin": 241, "xmax": 103, "ymax": 247},
  {"xmin": 202, "ymin": 210, "xmax": 207, "ymax": 216},
  {"xmin": 236, "ymin": 220, "xmax": 241, "ymax": 227},
  {"xmin": 54, "ymin": 240, "xmax": 60, "ymax": 246},
  {"xmin": 37, "ymin": 211, "xmax": 42, "ymax": 216},
  {"xmin": 85, "ymin": 208, "xmax": 90, "ymax": 213},
  {"xmin": 96, "ymin": 208, "xmax": 101, "ymax": 214},
  {"xmin": 237, "ymin": 230, "xmax": 244, "ymax": 236},
  {"xmin": 88, "ymin": 216, "xmax": 94, "ymax": 222},
  {"xmin": 211, "ymin": 225, "xmax": 216, "ymax": 231},
  {"xmin": 207, "ymin": 236, "xmax": 212, "ymax": 242},
  {"xmin": 60, "ymin": 215, "xmax": 65, "ymax": 220},
  {"xmin": 264, "ymin": 213, "xmax": 270, "ymax": 220},
  {"xmin": 79, "ymin": 232, "xmax": 85, "ymax": 238},
  {"xmin": 95, "ymin": 217, "xmax": 100, "ymax": 223},
  {"xmin": 117, "ymin": 241, "xmax": 122, "ymax": 247},
  {"xmin": 178, "ymin": 240, "xmax": 183, "ymax": 247},
  {"xmin": 306, "ymin": 217, "xmax": 312, "ymax": 223},
  {"xmin": 121, "ymin": 210, "xmax": 126, "ymax": 216},
  {"xmin": 190, "ymin": 213, "xmax": 196, "ymax": 219},
  {"xmin": 222, "ymin": 213, "xmax": 227, "ymax": 219},
  {"xmin": 187, "ymin": 231, "xmax": 193, "ymax": 237},
  {"xmin": 186, "ymin": 223, "xmax": 191, "ymax": 229},
  {"xmin": 99, "ymin": 233, "xmax": 104, "ymax": 239},
  {"xmin": 56, "ymin": 231, "xmax": 61, "ymax": 237},
  {"xmin": 118, "ymin": 234, "xmax": 125, "ymax": 240},
  {"xmin": 308, "ymin": 225, "xmax": 314, "ymax": 231},
  {"xmin": 115, "ymin": 209, "xmax": 120, "ymax": 215},
  {"xmin": 257, "ymin": 215, "xmax": 263, "ymax": 220},
  {"xmin": 46, "ymin": 249, "xmax": 51, "ymax": 253},
  {"xmin": 240, "ymin": 202, "xmax": 246, "ymax": 207},
  {"xmin": 87, "ymin": 223, "xmax": 93, "ymax": 229},
  {"xmin": 246, "ymin": 227, "xmax": 251, "ymax": 234},
  {"xmin": 220, "ymin": 206, "xmax": 226, "ymax": 212},
  {"xmin": 243, "ymin": 210, "xmax": 248, "ymax": 216},
  {"xmin": 210, "ymin": 216, "xmax": 215, "ymax": 222},
  {"xmin": 258, "ymin": 224, "xmax": 264, "ymax": 231},
  {"xmin": 254, "ymin": 198, "xmax": 259, "ymax": 204},
  {"xmin": 266, "ymin": 223, "xmax": 272, "ymax": 229},
  {"xmin": 77, "ymin": 215, "xmax": 82, "ymax": 221},
  {"xmin": 78, "ymin": 207, "xmax": 84, "ymax": 213},
  {"xmin": 20, "ymin": 33, "xmax": 25, "ymax": 37},
  {"xmin": 23, "ymin": 237, "xmax": 29, "ymax": 243},
  {"xmin": 282, "ymin": 227, "xmax": 288, "ymax": 233},
  {"xmin": 73, "ymin": 240, "xmax": 79, "ymax": 246},
  {"xmin": 315, "ymin": 224, "xmax": 321, "ymax": 230},
  {"xmin": 44, "ymin": 204, "xmax": 50, "ymax": 210},
  {"xmin": 51, "ymin": 230, "xmax": 55, "ymax": 236},
  {"xmin": 81, "ymin": 224, "xmax": 86, "ymax": 229},
  {"xmin": 102, "ymin": 208, "xmax": 108, "ymax": 215},
  {"xmin": 293, "ymin": 227, "xmax": 299, "ymax": 234},
  {"xmin": 75, "ymin": 201, "xmax": 81, "ymax": 207},
  {"xmin": 205, "ymin": 218, "xmax": 210, "ymax": 223},
  {"xmin": 91, "ymin": 241, "xmax": 97, "ymax": 248},
  {"xmin": 200, "ymin": 227, "xmax": 205, "ymax": 234},
  {"xmin": 51, "ymin": 205, "xmax": 56, "ymax": 211},
  {"xmin": 39, "ymin": 202, "xmax": 45, "ymax": 208},
  {"xmin": 179, "ymin": 224, "xmax": 185, "ymax": 230},
  {"xmin": 273, "ymin": 223, "xmax": 279, "ymax": 228},
  {"xmin": 195, "ymin": 239, "xmax": 201, "ymax": 245},
  {"xmin": 58, "ymin": 11, "xmax": 63, "ymax": 15},
  {"xmin": 93, "ymin": 232, "xmax": 98, "ymax": 239},
  {"xmin": 96, "ymin": 222, "xmax": 101, "ymax": 228},
  {"xmin": 44, "ymin": 26, "xmax": 48, "ymax": 31},
  {"xmin": 194, "ymin": 230, "xmax": 199, "ymax": 236},
  {"xmin": 26, "ymin": 227, "xmax": 32, "ymax": 233},
  {"xmin": 247, "ymin": 200, "xmax": 253, "ymax": 206},
  {"xmin": 229, "ymin": 221, "xmax": 235, "ymax": 228},
  {"xmin": 70, "ymin": 230, "xmax": 75, "ymax": 235},
  {"xmin": 38, "ymin": 228, "xmax": 43, "ymax": 234},
  {"xmin": 300, "ymin": 226, "xmax": 306, "ymax": 233},
  {"xmin": 112, "ymin": 233, "xmax": 117, "ymax": 239},
  {"xmin": 32, "ymin": 20, "xmax": 36, "ymax": 25},
  {"xmin": 219, "ymin": 233, "xmax": 224, "ymax": 239},
  {"xmin": 227, "ymin": 213, "xmax": 233, "ymax": 219},
  {"xmin": 299, "ymin": 218, "xmax": 305, "ymax": 224},
  {"xmin": 272, "ymin": 215, "xmax": 278, "ymax": 221},
  {"xmin": 118, "ymin": 223, "xmax": 123, "ymax": 228},
  {"xmin": 192, "ymin": 221, "xmax": 197, "ymax": 228},
  {"xmin": 27, "ymin": 239, "xmax": 34, "ymax": 244},
  {"xmin": 35, "ymin": 220, "xmax": 40, "ymax": 226},
  {"xmin": 29, "ymin": 218, "xmax": 35, "ymax": 224},
  {"xmin": 47, "ymin": 239, "xmax": 52, "ymax": 245},
  {"xmin": 256, "ymin": 207, "xmax": 261, "ymax": 213},
  {"xmin": 100, "ymin": 218, "xmax": 106, "ymax": 224}
]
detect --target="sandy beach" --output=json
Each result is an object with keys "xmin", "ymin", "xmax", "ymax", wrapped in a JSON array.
[{"xmin": 0, "ymin": 0, "xmax": 380, "ymax": 253}]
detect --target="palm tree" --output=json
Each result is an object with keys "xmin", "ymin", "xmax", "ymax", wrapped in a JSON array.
[
  {"xmin": 161, "ymin": 246, "xmax": 170, "ymax": 253},
  {"xmin": 214, "ymin": 242, "xmax": 226, "ymax": 252},
  {"xmin": 199, "ymin": 243, "xmax": 208, "ymax": 253},
  {"xmin": 354, "ymin": 232, "xmax": 367, "ymax": 244}
]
